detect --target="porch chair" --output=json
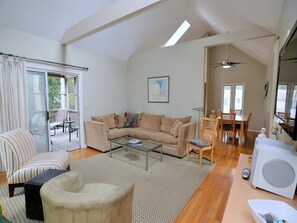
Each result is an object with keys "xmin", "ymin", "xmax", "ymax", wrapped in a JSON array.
[
  {"xmin": 40, "ymin": 171, "xmax": 135, "ymax": 223},
  {"xmin": 0, "ymin": 128, "xmax": 70, "ymax": 197},
  {"xmin": 187, "ymin": 117, "xmax": 218, "ymax": 166},
  {"xmin": 219, "ymin": 112, "xmax": 236, "ymax": 145},
  {"xmin": 50, "ymin": 109, "xmax": 68, "ymax": 136},
  {"xmin": 68, "ymin": 112, "xmax": 79, "ymax": 142}
]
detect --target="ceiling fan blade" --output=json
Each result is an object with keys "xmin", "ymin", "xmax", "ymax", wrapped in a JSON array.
[
  {"xmin": 281, "ymin": 57, "xmax": 297, "ymax": 61},
  {"xmin": 229, "ymin": 61, "xmax": 247, "ymax": 65}
]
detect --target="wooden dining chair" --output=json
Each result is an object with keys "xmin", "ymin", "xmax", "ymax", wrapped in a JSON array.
[
  {"xmin": 187, "ymin": 117, "xmax": 218, "ymax": 166},
  {"xmin": 230, "ymin": 109, "xmax": 242, "ymax": 115},
  {"xmin": 277, "ymin": 112, "xmax": 290, "ymax": 122},
  {"xmin": 219, "ymin": 113, "xmax": 236, "ymax": 145},
  {"xmin": 212, "ymin": 109, "xmax": 221, "ymax": 118},
  {"xmin": 243, "ymin": 113, "xmax": 252, "ymax": 142}
]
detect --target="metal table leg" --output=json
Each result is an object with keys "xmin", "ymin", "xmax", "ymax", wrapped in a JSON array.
[
  {"xmin": 160, "ymin": 145, "xmax": 163, "ymax": 162},
  {"xmin": 146, "ymin": 151, "xmax": 148, "ymax": 171}
]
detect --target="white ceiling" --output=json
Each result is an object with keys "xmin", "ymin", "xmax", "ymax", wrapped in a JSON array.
[{"xmin": 0, "ymin": 0, "xmax": 284, "ymax": 63}]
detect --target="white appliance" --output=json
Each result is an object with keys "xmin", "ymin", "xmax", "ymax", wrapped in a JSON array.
[{"xmin": 250, "ymin": 137, "xmax": 297, "ymax": 199}]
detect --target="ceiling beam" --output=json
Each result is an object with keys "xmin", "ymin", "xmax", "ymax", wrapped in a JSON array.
[
  {"xmin": 199, "ymin": 26, "xmax": 275, "ymax": 47},
  {"xmin": 62, "ymin": 0, "xmax": 172, "ymax": 45}
]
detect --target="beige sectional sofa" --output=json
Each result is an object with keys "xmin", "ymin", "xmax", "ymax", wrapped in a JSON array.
[{"xmin": 84, "ymin": 113, "xmax": 196, "ymax": 158}]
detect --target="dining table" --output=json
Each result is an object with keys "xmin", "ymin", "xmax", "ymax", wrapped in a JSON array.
[{"xmin": 217, "ymin": 114, "xmax": 249, "ymax": 146}]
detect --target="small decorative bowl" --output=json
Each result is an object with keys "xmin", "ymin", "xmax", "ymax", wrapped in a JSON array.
[
  {"xmin": 128, "ymin": 138, "xmax": 141, "ymax": 144},
  {"xmin": 248, "ymin": 199, "xmax": 297, "ymax": 223}
]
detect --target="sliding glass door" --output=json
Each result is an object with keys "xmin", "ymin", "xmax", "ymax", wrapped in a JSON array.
[{"xmin": 27, "ymin": 70, "xmax": 50, "ymax": 152}]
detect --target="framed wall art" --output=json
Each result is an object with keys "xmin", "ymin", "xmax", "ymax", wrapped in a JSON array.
[{"xmin": 148, "ymin": 76, "xmax": 169, "ymax": 103}]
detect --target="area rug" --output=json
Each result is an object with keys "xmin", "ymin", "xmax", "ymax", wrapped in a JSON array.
[{"xmin": 0, "ymin": 150, "xmax": 214, "ymax": 223}]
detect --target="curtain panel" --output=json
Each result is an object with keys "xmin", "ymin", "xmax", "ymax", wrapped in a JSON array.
[{"xmin": 0, "ymin": 56, "xmax": 29, "ymax": 171}]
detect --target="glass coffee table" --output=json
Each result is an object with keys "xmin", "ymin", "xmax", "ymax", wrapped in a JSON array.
[{"xmin": 109, "ymin": 136, "xmax": 163, "ymax": 171}]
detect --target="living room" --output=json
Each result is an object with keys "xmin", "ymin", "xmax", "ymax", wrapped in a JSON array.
[
  {"xmin": 0, "ymin": 0, "xmax": 297, "ymax": 222},
  {"xmin": 0, "ymin": 1, "xmax": 295, "ymax": 139}
]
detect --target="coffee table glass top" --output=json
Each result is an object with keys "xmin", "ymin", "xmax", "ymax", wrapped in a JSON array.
[{"xmin": 110, "ymin": 136, "xmax": 162, "ymax": 152}]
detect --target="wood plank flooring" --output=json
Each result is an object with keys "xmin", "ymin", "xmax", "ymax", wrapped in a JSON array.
[{"xmin": 0, "ymin": 132, "xmax": 257, "ymax": 222}]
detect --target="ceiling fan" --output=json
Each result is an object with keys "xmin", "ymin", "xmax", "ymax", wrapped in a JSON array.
[
  {"xmin": 281, "ymin": 57, "xmax": 297, "ymax": 63},
  {"xmin": 212, "ymin": 43, "xmax": 246, "ymax": 68}
]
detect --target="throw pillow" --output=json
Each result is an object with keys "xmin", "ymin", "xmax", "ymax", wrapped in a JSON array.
[
  {"xmin": 115, "ymin": 114, "xmax": 126, "ymax": 128},
  {"xmin": 161, "ymin": 116, "xmax": 192, "ymax": 133},
  {"xmin": 124, "ymin": 112, "xmax": 138, "ymax": 128},
  {"xmin": 136, "ymin": 112, "xmax": 144, "ymax": 127},
  {"xmin": 170, "ymin": 120, "xmax": 183, "ymax": 137}
]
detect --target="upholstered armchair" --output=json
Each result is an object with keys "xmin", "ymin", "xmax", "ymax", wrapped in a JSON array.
[
  {"xmin": 0, "ymin": 128, "xmax": 70, "ymax": 197},
  {"xmin": 40, "ymin": 171, "xmax": 135, "ymax": 223}
]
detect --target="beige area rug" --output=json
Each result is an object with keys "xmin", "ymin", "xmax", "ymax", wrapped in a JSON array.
[{"xmin": 0, "ymin": 149, "xmax": 214, "ymax": 223}]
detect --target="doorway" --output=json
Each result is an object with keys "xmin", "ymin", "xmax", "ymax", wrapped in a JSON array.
[{"xmin": 27, "ymin": 69, "xmax": 81, "ymax": 152}]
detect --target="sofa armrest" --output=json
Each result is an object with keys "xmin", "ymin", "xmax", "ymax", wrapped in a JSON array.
[
  {"xmin": 84, "ymin": 121, "xmax": 110, "ymax": 152},
  {"xmin": 177, "ymin": 122, "xmax": 197, "ymax": 157}
]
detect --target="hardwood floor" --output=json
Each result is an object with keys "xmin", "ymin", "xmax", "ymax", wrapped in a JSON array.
[{"xmin": 0, "ymin": 132, "xmax": 257, "ymax": 222}]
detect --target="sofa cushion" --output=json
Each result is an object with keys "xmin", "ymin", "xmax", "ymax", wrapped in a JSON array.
[
  {"xmin": 170, "ymin": 120, "xmax": 183, "ymax": 137},
  {"xmin": 178, "ymin": 116, "xmax": 192, "ymax": 124},
  {"xmin": 140, "ymin": 114, "xmax": 163, "ymax": 131},
  {"xmin": 91, "ymin": 113, "xmax": 116, "ymax": 129},
  {"xmin": 150, "ymin": 132, "xmax": 178, "ymax": 145},
  {"xmin": 127, "ymin": 127, "xmax": 158, "ymax": 140},
  {"xmin": 160, "ymin": 116, "xmax": 192, "ymax": 133},
  {"xmin": 107, "ymin": 128, "xmax": 128, "ymax": 140}
]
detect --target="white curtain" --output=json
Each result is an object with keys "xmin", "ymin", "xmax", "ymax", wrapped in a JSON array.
[{"xmin": 0, "ymin": 55, "xmax": 29, "ymax": 171}]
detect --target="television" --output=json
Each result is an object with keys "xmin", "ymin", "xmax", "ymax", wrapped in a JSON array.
[{"xmin": 275, "ymin": 20, "xmax": 297, "ymax": 140}]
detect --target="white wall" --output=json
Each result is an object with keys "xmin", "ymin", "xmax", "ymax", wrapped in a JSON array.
[
  {"xmin": 127, "ymin": 28, "xmax": 272, "ymax": 123},
  {"xmin": 0, "ymin": 27, "xmax": 128, "ymax": 146},
  {"xmin": 127, "ymin": 41, "xmax": 204, "ymax": 122},
  {"xmin": 0, "ymin": 27, "xmax": 128, "ymax": 119}
]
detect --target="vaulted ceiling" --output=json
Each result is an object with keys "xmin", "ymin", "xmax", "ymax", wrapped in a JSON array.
[{"xmin": 0, "ymin": 0, "xmax": 284, "ymax": 64}]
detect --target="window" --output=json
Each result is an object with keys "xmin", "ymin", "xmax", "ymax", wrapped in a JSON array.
[
  {"xmin": 164, "ymin": 20, "xmax": 190, "ymax": 47},
  {"xmin": 67, "ymin": 77, "xmax": 78, "ymax": 110},
  {"xmin": 222, "ymin": 83, "xmax": 245, "ymax": 113},
  {"xmin": 276, "ymin": 83, "xmax": 288, "ymax": 113},
  {"xmin": 276, "ymin": 82, "xmax": 297, "ymax": 118},
  {"xmin": 48, "ymin": 74, "xmax": 78, "ymax": 111}
]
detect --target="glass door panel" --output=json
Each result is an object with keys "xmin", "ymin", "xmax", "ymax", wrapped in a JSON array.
[
  {"xmin": 234, "ymin": 84, "xmax": 244, "ymax": 110},
  {"xmin": 223, "ymin": 85, "xmax": 231, "ymax": 113},
  {"xmin": 27, "ymin": 70, "xmax": 50, "ymax": 153}
]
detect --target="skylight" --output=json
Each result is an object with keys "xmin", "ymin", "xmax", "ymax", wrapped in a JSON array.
[{"xmin": 164, "ymin": 20, "xmax": 190, "ymax": 47}]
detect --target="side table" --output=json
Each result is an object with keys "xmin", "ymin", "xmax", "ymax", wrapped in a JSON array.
[{"xmin": 24, "ymin": 169, "xmax": 68, "ymax": 221}]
